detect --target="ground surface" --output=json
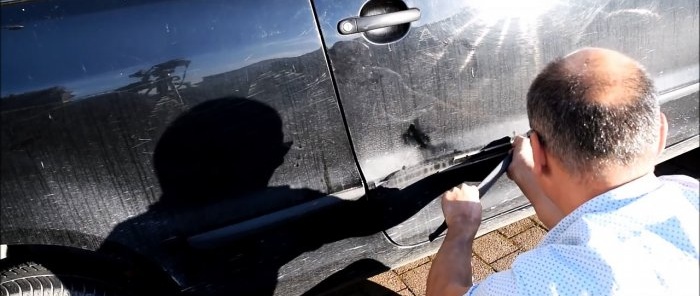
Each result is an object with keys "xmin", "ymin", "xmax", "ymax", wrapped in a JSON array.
[{"xmin": 324, "ymin": 215, "xmax": 547, "ymax": 296}]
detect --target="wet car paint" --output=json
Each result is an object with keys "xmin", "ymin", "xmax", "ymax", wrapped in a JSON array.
[
  {"xmin": 1, "ymin": 0, "xmax": 367, "ymax": 294},
  {"xmin": 1, "ymin": 0, "xmax": 362, "ymax": 236},
  {"xmin": 0, "ymin": 0, "xmax": 698, "ymax": 295},
  {"xmin": 313, "ymin": 0, "xmax": 699, "ymax": 245},
  {"xmin": 316, "ymin": 0, "xmax": 699, "ymax": 183}
]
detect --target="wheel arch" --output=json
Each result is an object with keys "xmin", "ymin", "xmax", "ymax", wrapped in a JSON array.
[{"xmin": 1, "ymin": 227, "xmax": 182, "ymax": 294}]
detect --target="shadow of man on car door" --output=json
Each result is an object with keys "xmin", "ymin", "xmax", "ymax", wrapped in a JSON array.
[
  {"xmin": 99, "ymin": 97, "xmax": 406, "ymax": 295},
  {"xmin": 100, "ymin": 96, "xmax": 510, "ymax": 295}
]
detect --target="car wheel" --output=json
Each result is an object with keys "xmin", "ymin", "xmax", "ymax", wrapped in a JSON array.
[{"xmin": 0, "ymin": 261, "xmax": 129, "ymax": 296}]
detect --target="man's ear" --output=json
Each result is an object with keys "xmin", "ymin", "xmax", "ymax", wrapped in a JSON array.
[
  {"xmin": 656, "ymin": 112, "xmax": 668, "ymax": 157},
  {"xmin": 530, "ymin": 132, "xmax": 548, "ymax": 176}
]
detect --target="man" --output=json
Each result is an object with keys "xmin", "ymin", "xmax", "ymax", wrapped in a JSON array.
[{"xmin": 426, "ymin": 48, "xmax": 699, "ymax": 295}]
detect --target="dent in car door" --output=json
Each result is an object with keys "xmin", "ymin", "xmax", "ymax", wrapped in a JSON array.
[
  {"xmin": 0, "ymin": 0, "xmax": 362, "ymax": 288},
  {"xmin": 311, "ymin": 0, "xmax": 699, "ymax": 246}
]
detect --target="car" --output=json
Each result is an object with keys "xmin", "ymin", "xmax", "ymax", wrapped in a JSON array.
[{"xmin": 1, "ymin": 0, "xmax": 698, "ymax": 295}]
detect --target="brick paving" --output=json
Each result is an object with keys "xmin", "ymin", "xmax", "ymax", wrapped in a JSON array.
[{"xmin": 326, "ymin": 215, "xmax": 549, "ymax": 296}]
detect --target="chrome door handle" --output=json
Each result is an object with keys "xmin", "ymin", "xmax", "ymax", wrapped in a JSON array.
[{"xmin": 338, "ymin": 8, "xmax": 420, "ymax": 35}]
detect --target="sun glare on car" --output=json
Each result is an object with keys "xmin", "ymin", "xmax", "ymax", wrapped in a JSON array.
[
  {"xmin": 452, "ymin": 0, "xmax": 562, "ymax": 73},
  {"xmin": 469, "ymin": 0, "xmax": 560, "ymax": 24}
]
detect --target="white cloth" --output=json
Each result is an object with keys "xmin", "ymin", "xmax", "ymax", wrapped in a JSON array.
[{"xmin": 467, "ymin": 174, "xmax": 699, "ymax": 296}]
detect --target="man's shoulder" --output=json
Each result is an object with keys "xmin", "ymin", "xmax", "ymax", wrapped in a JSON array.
[
  {"xmin": 560, "ymin": 174, "xmax": 698, "ymax": 232},
  {"xmin": 508, "ymin": 245, "xmax": 611, "ymax": 287},
  {"xmin": 659, "ymin": 174, "xmax": 699, "ymax": 202},
  {"xmin": 511, "ymin": 244, "xmax": 604, "ymax": 270},
  {"xmin": 485, "ymin": 239, "xmax": 699, "ymax": 296},
  {"xmin": 659, "ymin": 174, "xmax": 699, "ymax": 189},
  {"xmin": 469, "ymin": 246, "xmax": 617, "ymax": 296},
  {"xmin": 659, "ymin": 174, "xmax": 699, "ymax": 184}
]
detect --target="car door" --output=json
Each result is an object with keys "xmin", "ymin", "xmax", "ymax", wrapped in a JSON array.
[
  {"xmin": 1, "ymin": 0, "xmax": 363, "ymax": 290},
  {"xmin": 311, "ymin": 0, "xmax": 699, "ymax": 246}
]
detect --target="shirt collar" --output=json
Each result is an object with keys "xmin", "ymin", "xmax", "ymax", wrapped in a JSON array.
[
  {"xmin": 542, "ymin": 172, "xmax": 662, "ymax": 243},
  {"xmin": 597, "ymin": 172, "xmax": 663, "ymax": 201}
]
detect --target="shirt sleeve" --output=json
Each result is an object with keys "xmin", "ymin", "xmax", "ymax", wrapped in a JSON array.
[{"xmin": 465, "ymin": 270, "xmax": 520, "ymax": 296}]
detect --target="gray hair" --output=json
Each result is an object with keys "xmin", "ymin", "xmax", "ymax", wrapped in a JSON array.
[{"xmin": 526, "ymin": 58, "xmax": 659, "ymax": 176}]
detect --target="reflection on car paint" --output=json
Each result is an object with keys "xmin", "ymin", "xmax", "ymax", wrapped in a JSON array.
[{"xmin": 313, "ymin": 0, "xmax": 699, "ymax": 246}]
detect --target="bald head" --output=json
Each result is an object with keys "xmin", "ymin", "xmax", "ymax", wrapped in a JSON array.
[
  {"xmin": 562, "ymin": 47, "xmax": 638, "ymax": 74},
  {"xmin": 526, "ymin": 47, "xmax": 660, "ymax": 177},
  {"xmin": 559, "ymin": 48, "xmax": 646, "ymax": 105}
]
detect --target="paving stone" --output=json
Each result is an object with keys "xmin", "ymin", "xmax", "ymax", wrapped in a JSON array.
[
  {"xmin": 497, "ymin": 217, "xmax": 535, "ymax": 238},
  {"xmin": 471, "ymin": 254, "xmax": 495, "ymax": 283},
  {"xmin": 511, "ymin": 227, "xmax": 547, "ymax": 251},
  {"xmin": 396, "ymin": 288, "xmax": 415, "ymax": 296},
  {"xmin": 367, "ymin": 271, "xmax": 407, "ymax": 292},
  {"xmin": 472, "ymin": 231, "xmax": 518, "ymax": 263},
  {"xmin": 338, "ymin": 214, "xmax": 555, "ymax": 295},
  {"xmin": 399, "ymin": 261, "xmax": 432, "ymax": 296},
  {"xmin": 394, "ymin": 256, "xmax": 431, "ymax": 275},
  {"xmin": 491, "ymin": 251, "xmax": 522, "ymax": 272}
]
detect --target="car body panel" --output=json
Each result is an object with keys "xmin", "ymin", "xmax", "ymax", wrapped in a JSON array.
[
  {"xmin": 312, "ymin": 0, "xmax": 699, "ymax": 246},
  {"xmin": 1, "ymin": 0, "xmax": 363, "ymax": 292},
  {"xmin": 0, "ymin": 0, "xmax": 698, "ymax": 295}
]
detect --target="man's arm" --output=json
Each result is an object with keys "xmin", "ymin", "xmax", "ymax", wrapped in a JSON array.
[{"xmin": 427, "ymin": 184, "xmax": 482, "ymax": 296}]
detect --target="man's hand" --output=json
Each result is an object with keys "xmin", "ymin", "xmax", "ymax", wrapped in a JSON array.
[
  {"xmin": 507, "ymin": 135, "xmax": 563, "ymax": 229},
  {"xmin": 427, "ymin": 184, "xmax": 481, "ymax": 296},
  {"xmin": 507, "ymin": 135, "xmax": 536, "ymax": 187},
  {"xmin": 441, "ymin": 184, "xmax": 482, "ymax": 240}
]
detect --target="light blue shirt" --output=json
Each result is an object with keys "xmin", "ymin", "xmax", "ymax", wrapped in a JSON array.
[{"xmin": 468, "ymin": 174, "xmax": 699, "ymax": 296}]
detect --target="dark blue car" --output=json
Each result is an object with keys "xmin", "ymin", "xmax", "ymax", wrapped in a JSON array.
[{"xmin": 1, "ymin": 0, "xmax": 698, "ymax": 295}]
